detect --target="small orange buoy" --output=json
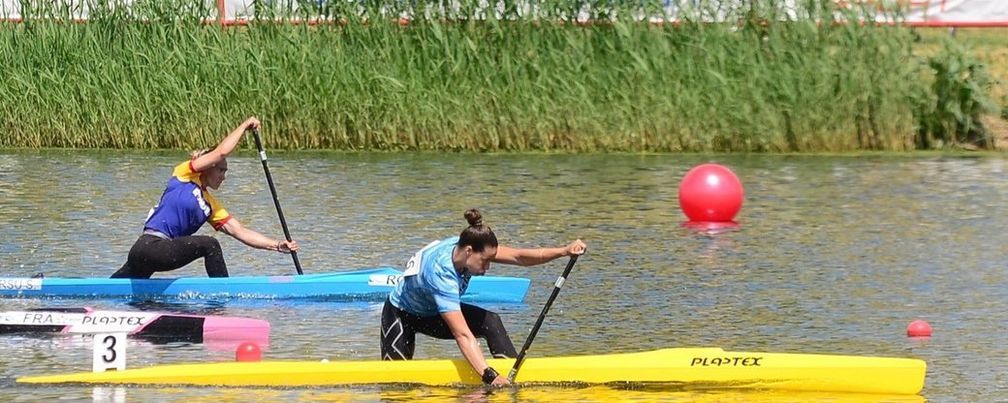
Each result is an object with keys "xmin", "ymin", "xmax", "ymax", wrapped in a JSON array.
[
  {"xmin": 906, "ymin": 320, "xmax": 932, "ymax": 337},
  {"xmin": 235, "ymin": 341, "xmax": 262, "ymax": 362}
]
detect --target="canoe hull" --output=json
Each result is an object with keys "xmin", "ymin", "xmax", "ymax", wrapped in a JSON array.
[
  {"xmin": 0, "ymin": 307, "xmax": 270, "ymax": 344},
  {"xmin": 0, "ymin": 268, "xmax": 530, "ymax": 303},
  {"xmin": 17, "ymin": 348, "xmax": 926, "ymax": 395}
]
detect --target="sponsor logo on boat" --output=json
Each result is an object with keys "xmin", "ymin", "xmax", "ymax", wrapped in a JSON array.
[
  {"xmin": 0, "ymin": 278, "xmax": 42, "ymax": 291},
  {"xmin": 68, "ymin": 312, "xmax": 159, "ymax": 333},
  {"xmin": 81, "ymin": 315, "xmax": 148, "ymax": 326},
  {"xmin": 690, "ymin": 356, "xmax": 763, "ymax": 367},
  {"xmin": 368, "ymin": 275, "xmax": 403, "ymax": 287}
]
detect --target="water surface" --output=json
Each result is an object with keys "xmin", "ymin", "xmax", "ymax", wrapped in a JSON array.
[{"xmin": 0, "ymin": 150, "xmax": 1005, "ymax": 401}]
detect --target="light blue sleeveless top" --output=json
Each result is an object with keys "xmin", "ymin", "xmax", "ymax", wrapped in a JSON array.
[{"xmin": 389, "ymin": 236, "xmax": 471, "ymax": 317}]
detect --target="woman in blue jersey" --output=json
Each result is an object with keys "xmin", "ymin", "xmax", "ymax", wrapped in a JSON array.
[
  {"xmin": 381, "ymin": 209, "xmax": 587, "ymax": 386},
  {"xmin": 111, "ymin": 117, "xmax": 300, "ymax": 279}
]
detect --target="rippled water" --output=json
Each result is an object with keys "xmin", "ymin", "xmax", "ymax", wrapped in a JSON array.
[{"xmin": 1, "ymin": 150, "xmax": 1006, "ymax": 401}]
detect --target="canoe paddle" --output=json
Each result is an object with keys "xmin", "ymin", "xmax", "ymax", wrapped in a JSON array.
[
  {"xmin": 250, "ymin": 128, "xmax": 303, "ymax": 275},
  {"xmin": 507, "ymin": 254, "xmax": 580, "ymax": 383}
]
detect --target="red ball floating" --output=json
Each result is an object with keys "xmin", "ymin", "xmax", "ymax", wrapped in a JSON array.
[
  {"xmin": 235, "ymin": 341, "xmax": 262, "ymax": 362},
  {"xmin": 906, "ymin": 320, "xmax": 932, "ymax": 337},
  {"xmin": 678, "ymin": 163, "xmax": 744, "ymax": 222}
]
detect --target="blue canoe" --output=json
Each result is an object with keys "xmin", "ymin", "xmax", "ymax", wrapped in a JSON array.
[{"xmin": 0, "ymin": 267, "xmax": 529, "ymax": 303}]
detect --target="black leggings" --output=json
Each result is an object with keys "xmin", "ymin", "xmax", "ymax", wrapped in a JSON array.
[
  {"xmin": 380, "ymin": 298, "xmax": 517, "ymax": 360},
  {"xmin": 110, "ymin": 234, "xmax": 228, "ymax": 279}
]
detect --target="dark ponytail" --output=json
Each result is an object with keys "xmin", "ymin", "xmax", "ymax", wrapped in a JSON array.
[{"xmin": 459, "ymin": 209, "xmax": 498, "ymax": 252}]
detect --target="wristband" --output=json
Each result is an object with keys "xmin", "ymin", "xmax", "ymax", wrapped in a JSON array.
[{"xmin": 481, "ymin": 367, "xmax": 499, "ymax": 385}]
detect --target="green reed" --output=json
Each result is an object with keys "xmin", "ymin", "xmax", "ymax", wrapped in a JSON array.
[{"xmin": 0, "ymin": 0, "xmax": 955, "ymax": 151}]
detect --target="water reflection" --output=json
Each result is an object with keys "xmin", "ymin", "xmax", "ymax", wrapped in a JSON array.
[
  {"xmin": 91, "ymin": 387, "xmax": 126, "ymax": 403},
  {"xmin": 77, "ymin": 385, "xmax": 927, "ymax": 403}
]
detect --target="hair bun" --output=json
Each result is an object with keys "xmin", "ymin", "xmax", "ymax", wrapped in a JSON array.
[{"xmin": 464, "ymin": 209, "xmax": 484, "ymax": 227}]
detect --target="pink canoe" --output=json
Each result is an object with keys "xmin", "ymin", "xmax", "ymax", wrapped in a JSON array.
[{"xmin": 0, "ymin": 307, "xmax": 269, "ymax": 346}]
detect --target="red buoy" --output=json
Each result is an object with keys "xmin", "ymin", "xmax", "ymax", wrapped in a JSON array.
[
  {"xmin": 235, "ymin": 341, "xmax": 262, "ymax": 362},
  {"xmin": 679, "ymin": 163, "xmax": 744, "ymax": 222},
  {"xmin": 906, "ymin": 320, "xmax": 932, "ymax": 337}
]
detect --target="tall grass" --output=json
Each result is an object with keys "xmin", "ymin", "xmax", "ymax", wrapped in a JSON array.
[{"xmin": 0, "ymin": 0, "xmax": 960, "ymax": 151}]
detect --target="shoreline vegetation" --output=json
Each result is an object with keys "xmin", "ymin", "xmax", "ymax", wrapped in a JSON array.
[{"xmin": 2, "ymin": 1, "xmax": 1006, "ymax": 152}]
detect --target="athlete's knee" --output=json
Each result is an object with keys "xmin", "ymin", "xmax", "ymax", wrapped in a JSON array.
[
  {"xmin": 111, "ymin": 263, "xmax": 151, "ymax": 279},
  {"xmin": 110, "ymin": 265, "xmax": 131, "ymax": 279},
  {"xmin": 202, "ymin": 236, "xmax": 222, "ymax": 251}
]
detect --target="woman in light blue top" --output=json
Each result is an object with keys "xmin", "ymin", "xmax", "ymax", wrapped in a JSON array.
[{"xmin": 381, "ymin": 209, "xmax": 587, "ymax": 386}]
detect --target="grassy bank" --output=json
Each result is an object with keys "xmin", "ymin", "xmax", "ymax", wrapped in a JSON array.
[{"xmin": 0, "ymin": 1, "xmax": 1002, "ymax": 151}]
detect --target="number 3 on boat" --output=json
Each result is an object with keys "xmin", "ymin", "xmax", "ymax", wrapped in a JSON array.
[{"xmin": 92, "ymin": 333, "xmax": 126, "ymax": 372}]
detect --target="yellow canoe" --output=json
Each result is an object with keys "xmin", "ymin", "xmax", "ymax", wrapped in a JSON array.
[{"xmin": 18, "ymin": 347, "xmax": 925, "ymax": 395}]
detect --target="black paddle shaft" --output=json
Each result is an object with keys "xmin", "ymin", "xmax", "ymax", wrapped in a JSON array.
[
  {"xmin": 507, "ymin": 254, "xmax": 580, "ymax": 382},
  {"xmin": 251, "ymin": 128, "xmax": 303, "ymax": 275}
]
